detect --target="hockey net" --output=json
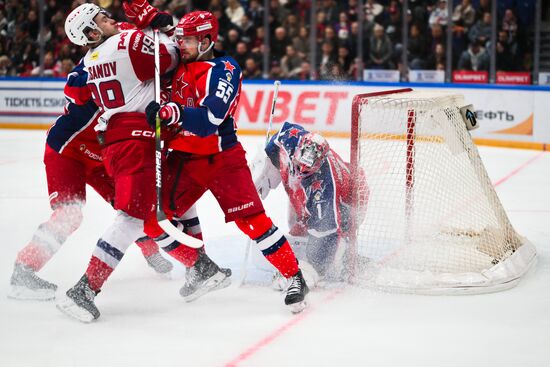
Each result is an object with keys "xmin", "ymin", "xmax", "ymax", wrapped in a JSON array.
[{"xmin": 349, "ymin": 88, "xmax": 536, "ymax": 294}]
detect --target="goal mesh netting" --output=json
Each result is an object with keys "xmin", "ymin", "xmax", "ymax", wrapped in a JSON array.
[{"xmin": 349, "ymin": 89, "xmax": 536, "ymax": 294}]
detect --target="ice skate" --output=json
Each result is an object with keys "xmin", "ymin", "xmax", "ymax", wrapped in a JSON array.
[
  {"xmin": 145, "ymin": 252, "xmax": 173, "ymax": 274},
  {"xmin": 56, "ymin": 275, "xmax": 100, "ymax": 323},
  {"xmin": 284, "ymin": 269, "xmax": 309, "ymax": 314},
  {"xmin": 179, "ymin": 252, "xmax": 231, "ymax": 302},
  {"xmin": 8, "ymin": 263, "xmax": 57, "ymax": 301}
]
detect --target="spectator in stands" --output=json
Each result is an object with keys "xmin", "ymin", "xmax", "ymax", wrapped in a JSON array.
[
  {"xmin": 269, "ymin": 60, "xmax": 284, "ymax": 79},
  {"xmin": 501, "ymin": 9, "xmax": 518, "ymax": 43},
  {"xmin": 318, "ymin": 41, "xmax": 337, "ymax": 77},
  {"xmin": 26, "ymin": 9, "xmax": 39, "ymax": 40},
  {"xmin": 427, "ymin": 23, "xmax": 446, "ymax": 53},
  {"xmin": 30, "ymin": 51, "xmax": 57, "ymax": 77},
  {"xmin": 243, "ymin": 57, "xmax": 263, "ymax": 79},
  {"xmin": 292, "ymin": 26, "xmax": 310, "ymax": 60},
  {"xmin": 315, "ymin": 11, "xmax": 328, "ymax": 43},
  {"xmin": 428, "ymin": 0, "xmax": 448, "ymax": 29},
  {"xmin": 322, "ymin": 26, "xmax": 339, "ymax": 52},
  {"xmin": 226, "ymin": 0, "xmax": 245, "ymax": 28},
  {"xmin": 320, "ymin": 0, "xmax": 340, "ymax": 25},
  {"xmin": 457, "ymin": 40, "xmax": 490, "ymax": 71},
  {"xmin": 365, "ymin": 0, "xmax": 384, "ymax": 24},
  {"xmin": 337, "ymin": 45, "xmax": 352, "ymax": 76},
  {"xmin": 347, "ymin": 0, "xmax": 359, "ymax": 22},
  {"xmin": 468, "ymin": 12, "xmax": 492, "ymax": 47},
  {"xmin": 211, "ymin": 6, "xmax": 232, "ymax": 36},
  {"xmin": 282, "ymin": 13, "xmax": 300, "ymax": 40},
  {"xmin": 367, "ymin": 23, "xmax": 393, "ymax": 69},
  {"xmin": 426, "ymin": 43, "xmax": 446, "ymax": 70},
  {"xmin": 223, "ymin": 28, "xmax": 240, "ymax": 56},
  {"xmin": 281, "ymin": 45, "xmax": 303, "ymax": 79},
  {"xmin": 452, "ymin": 0, "xmax": 476, "ymax": 31},
  {"xmin": 239, "ymin": 13, "xmax": 255, "ymax": 44},
  {"xmin": 298, "ymin": 61, "xmax": 312, "ymax": 80},
  {"xmin": 335, "ymin": 11, "xmax": 351, "ymax": 42},
  {"xmin": 0, "ymin": 55, "xmax": 13, "ymax": 76},
  {"xmin": 234, "ymin": 42, "xmax": 251, "ymax": 68},
  {"xmin": 248, "ymin": 0, "xmax": 265, "ymax": 28},
  {"xmin": 269, "ymin": 0, "xmax": 290, "ymax": 27},
  {"xmin": 495, "ymin": 30, "xmax": 516, "ymax": 71},
  {"xmin": 475, "ymin": 0, "xmax": 491, "ymax": 23},
  {"xmin": 270, "ymin": 26, "xmax": 291, "ymax": 62},
  {"xmin": 408, "ymin": 23, "xmax": 427, "ymax": 70}
]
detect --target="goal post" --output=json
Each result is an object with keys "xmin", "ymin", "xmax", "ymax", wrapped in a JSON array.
[{"xmin": 349, "ymin": 88, "xmax": 536, "ymax": 294}]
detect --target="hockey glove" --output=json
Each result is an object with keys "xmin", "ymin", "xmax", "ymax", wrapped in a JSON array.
[
  {"xmin": 145, "ymin": 101, "xmax": 182, "ymax": 129},
  {"xmin": 123, "ymin": 0, "xmax": 172, "ymax": 30}
]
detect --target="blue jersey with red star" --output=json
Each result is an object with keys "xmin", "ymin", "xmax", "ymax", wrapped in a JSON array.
[
  {"xmin": 46, "ymin": 60, "xmax": 102, "ymax": 163},
  {"xmin": 167, "ymin": 50, "xmax": 242, "ymax": 155},
  {"xmin": 265, "ymin": 121, "xmax": 359, "ymax": 237}
]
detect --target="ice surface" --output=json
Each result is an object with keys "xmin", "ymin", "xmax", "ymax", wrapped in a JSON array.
[{"xmin": 0, "ymin": 130, "xmax": 549, "ymax": 367}]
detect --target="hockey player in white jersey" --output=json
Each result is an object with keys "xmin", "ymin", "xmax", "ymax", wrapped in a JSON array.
[{"xmin": 56, "ymin": 3, "xmax": 230, "ymax": 322}]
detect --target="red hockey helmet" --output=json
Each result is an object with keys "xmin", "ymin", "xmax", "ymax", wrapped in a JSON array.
[
  {"xmin": 175, "ymin": 11, "xmax": 219, "ymax": 43},
  {"xmin": 293, "ymin": 133, "xmax": 330, "ymax": 176}
]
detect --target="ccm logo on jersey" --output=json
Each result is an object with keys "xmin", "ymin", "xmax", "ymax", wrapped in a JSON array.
[
  {"xmin": 227, "ymin": 201, "xmax": 254, "ymax": 213},
  {"xmin": 131, "ymin": 130, "xmax": 155, "ymax": 138}
]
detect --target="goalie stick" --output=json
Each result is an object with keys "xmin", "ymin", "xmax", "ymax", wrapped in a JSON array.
[
  {"xmin": 239, "ymin": 80, "xmax": 281, "ymax": 286},
  {"xmin": 153, "ymin": 29, "xmax": 202, "ymax": 248}
]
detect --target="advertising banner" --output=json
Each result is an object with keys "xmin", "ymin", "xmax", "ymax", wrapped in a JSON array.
[{"xmin": 0, "ymin": 79, "xmax": 549, "ymax": 147}]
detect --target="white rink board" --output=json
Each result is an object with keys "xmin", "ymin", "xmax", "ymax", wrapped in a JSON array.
[{"xmin": 1, "ymin": 79, "xmax": 549, "ymax": 144}]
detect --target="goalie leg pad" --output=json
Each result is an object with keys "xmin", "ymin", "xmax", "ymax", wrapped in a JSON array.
[{"xmin": 236, "ymin": 213, "xmax": 299, "ymax": 278}]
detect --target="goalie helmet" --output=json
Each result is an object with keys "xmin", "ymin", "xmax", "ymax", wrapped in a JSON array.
[
  {"xmin": 64, "ymin": 3, "xmax": 109, "ymax": 46},
  {"xmin": 174, "ymin": 11, "xmax": 218, "ymax": 59},
  {"xmin": 293, "ymin": 133, "xmax": 329, "ymax": 177}
]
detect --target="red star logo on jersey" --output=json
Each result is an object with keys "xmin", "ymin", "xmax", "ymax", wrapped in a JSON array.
[
  {"xmin": 287, "ymin": 128, "xmax": 300, "ymax": 138},
  {"xmin": 175, "ymin": 73, "xmax": 188, "ymax": 100},
  {"xmin": 223, "ymin": 60, "xmax": 236, "ymax": 74},
  {"xmin": 311, "ymin": 180, "xmax": 323, "ymax": 192}
]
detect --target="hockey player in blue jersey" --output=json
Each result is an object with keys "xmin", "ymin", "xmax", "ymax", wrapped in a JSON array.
[{"xmin": 254, "ymin": 122, "xmax": 369, "ymax": 284}]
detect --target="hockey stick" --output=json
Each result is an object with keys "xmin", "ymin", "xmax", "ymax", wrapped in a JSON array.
[
  {"xmin": 239, "ymin": 80, "xmax": 281, "ymax": 286},
  {"xmin": 153, "ymin": 29, "xmax": 202, "ymax": 248}
]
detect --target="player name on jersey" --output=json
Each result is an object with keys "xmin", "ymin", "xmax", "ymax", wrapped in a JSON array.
[{"xmin": 87, "ymin": 62, "xmax": 117, "ymax": 81}]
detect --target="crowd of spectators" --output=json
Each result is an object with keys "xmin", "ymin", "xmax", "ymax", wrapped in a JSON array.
[{"xmin": 0, "ymin": 0, "xmax": 540, "ymax": 80}]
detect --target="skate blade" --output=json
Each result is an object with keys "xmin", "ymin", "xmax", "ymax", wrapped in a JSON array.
[
  {"xmin": 7, "ymin": 286, "xmax": 56, "ymax": 301},
  {"xmin": 288, "ymin": 301, "xmax": 308, "ymax": 314},
  {"xmin": 182, "ymin": 274, "xmax": 232, "ymax": 303},
  {"xmin": 55, "ymin": 295, "xmax": 96, "ymax": 323}
]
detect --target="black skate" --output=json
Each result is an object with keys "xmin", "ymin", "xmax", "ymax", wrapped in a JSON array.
[
  {"xmin": 284, "ymin": 269, "xmax": 309, "ymax": 314},
  {"xmin": 8, "ymin": 263, "xmax": 57, "ymax": 301},
  {"xmin": 179, "ymin": 252, "xmax": 231, "ymax": 302},
  {"xmin": 145, "ymin": 252, "xmax": 173, "ymax": 274},
  {"xmin": 56, "ymin": 275, "xmax": 100, "ymax": 323}
]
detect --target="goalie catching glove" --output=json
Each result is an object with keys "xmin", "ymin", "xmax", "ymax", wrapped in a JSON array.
[
  {"xmin": 123, "ymin": 0, "xmax": 174, "ymax": 30},
  {"xmin": 145, "ymin": 101, "xmax": 183, "ymax": 129}
]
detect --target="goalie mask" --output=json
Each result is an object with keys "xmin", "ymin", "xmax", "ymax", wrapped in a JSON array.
[
  {"xmin": 65, "ymin": 3, "xmax": 112, "ymax": 46},
  {"xmin": 293, "ymin": 133, "xmax": 329, "ymax": 177}
]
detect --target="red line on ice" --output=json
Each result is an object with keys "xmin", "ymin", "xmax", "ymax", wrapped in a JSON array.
[
  {"xmin": 492, "ymin": 151, "xmax": 546, "ymax": 187},
  {"xmin": 224, "ymin": 289, "xmax": 342, "ymax": 367}
]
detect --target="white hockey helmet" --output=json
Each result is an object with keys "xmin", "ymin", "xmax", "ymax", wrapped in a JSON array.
[{"xmin": 64, "ymin": 3, "xmax": 103, "ymax": 46}]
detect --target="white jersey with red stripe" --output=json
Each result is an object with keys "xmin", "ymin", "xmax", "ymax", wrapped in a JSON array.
[{"xmin": 83, "ymin": 29, "xmax": 178, "ymax": 130}]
